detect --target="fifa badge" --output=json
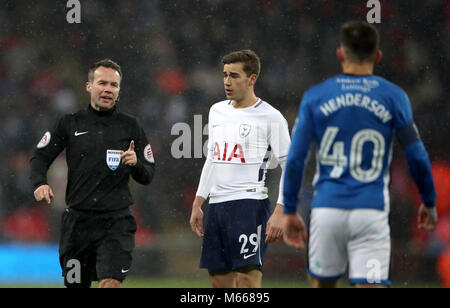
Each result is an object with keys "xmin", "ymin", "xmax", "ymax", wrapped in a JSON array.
[{"xmin": 106, "ymin": 150, "xmax": 121, "ymax": 171}]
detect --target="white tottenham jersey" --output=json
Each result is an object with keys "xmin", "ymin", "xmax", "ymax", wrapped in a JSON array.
[{"xmin": 203, "ymin": 99, "xmax": 291, "ymax": 204}]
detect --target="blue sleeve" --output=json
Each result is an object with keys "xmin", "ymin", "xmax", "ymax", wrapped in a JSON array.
[
  {"xmin": 283, "ymin": 94, "xmax": 314, "ymax": 214},
  {"xmin": 392, "ymin": 87, "xmax": 413, "ymax": 130},
  {"xmin": 391, "ymin": 87, "xmax": 437, "ymax": 208},
  {"xmin": 403, "ymin": 141, "xmax": 436, "ymax": 208}
]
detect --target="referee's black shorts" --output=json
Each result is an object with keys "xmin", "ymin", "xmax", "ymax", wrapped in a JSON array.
[{"xmin": 59, "ymin": 207, "xmax": 137, "ymax": 288}]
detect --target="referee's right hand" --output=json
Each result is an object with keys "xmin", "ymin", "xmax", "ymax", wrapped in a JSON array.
[{"xmin": 34, "ymin": 185, "xmax": 54, "ymax": 204}]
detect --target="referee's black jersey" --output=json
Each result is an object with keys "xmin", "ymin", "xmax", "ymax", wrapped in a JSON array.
[{"xmin": 30, "ymin": 104, "xmax": 155, "ymax": 212}]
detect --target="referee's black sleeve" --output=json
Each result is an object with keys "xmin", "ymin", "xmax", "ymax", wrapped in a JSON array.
[
  {"xmin": 129, "ymin": 120, "xmax": 155, "ymax": 185},
  {"xmin": 29, "ymin": 116, "xmax": 68, "ymax": 190}
]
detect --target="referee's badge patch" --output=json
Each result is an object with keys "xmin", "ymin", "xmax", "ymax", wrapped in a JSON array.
[
  {"xmin": 106, "ymin": 150, "xmax": 121, "ymax": 171},
  {"xmin": 144, "ymin": 144, "xmax": 154, "ymax": 163},
  {"xmin": 37, "ymin": 131, "xmax": 51, "ymax": 149}
]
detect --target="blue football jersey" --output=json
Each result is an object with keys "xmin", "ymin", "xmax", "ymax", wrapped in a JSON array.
[{"xmin": 283, "ymin": 74, "xmax": 427, "ymax": 212}]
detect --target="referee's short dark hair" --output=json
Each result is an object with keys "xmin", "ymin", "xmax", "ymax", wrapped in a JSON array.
[
  {"xmin": 222, "ymin": 49, "xmax": 261, "ymax": 78},
  {"xmin": 340, "ymin": 21, "xmax": 379, "ymax": 63},
  {"xmin": 88, "ymin": 59, "xmax": 122, "ymax": 82}
]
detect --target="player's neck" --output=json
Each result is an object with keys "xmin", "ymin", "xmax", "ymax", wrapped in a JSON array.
[
  {"xmin": 232, "ymin": 93, "xmax": 258, "ymax": 109},
  {"xmin": 342, "ymin": 62, "xmax": 374, "ymax": 76}
]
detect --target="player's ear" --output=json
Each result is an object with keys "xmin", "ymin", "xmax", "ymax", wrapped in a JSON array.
[
  {"xmin": 337, "ymin": 47, "xmax": 345, "ymax": 63},
  {"xmin": 249, "ymin": 74, "xmax": 257, "ymax": 86},
  {"xmin": 374, "ymin": 50, "xmax": 382, "ymax": 64}
]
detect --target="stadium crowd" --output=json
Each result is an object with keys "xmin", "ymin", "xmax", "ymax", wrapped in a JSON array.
[{"xmin": 0, "ymin": 1, "xmax": 448, "ymax": 285}]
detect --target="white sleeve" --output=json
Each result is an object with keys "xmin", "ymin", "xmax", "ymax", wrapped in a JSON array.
[
  {"xmin": 196, "ymin": 107, "xmax": 215, "ymax": 199},
  {"xmin": 276, "ymin": 156, "xmax": 287, "ymax": 205},
  {"xmin": 268, "ymin": 110, "xmax": 291, "ymax": 205},
  {"xmin": 195, "ymin": 157, "xmax": 215, "ymax": 199},
  {"xmin": 268, "ymin": 111, "xmax": 291, "ymax": 161}
]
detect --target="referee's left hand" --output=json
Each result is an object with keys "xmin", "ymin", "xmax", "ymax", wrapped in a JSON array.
[{"xmin": 121, "ymin": 140, "xmax": 137, "ymax": 166}]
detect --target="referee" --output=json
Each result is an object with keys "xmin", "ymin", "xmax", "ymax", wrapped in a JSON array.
[{"xmin": 30, "ymin": 59, "xmax": 155, "ymax": 288}]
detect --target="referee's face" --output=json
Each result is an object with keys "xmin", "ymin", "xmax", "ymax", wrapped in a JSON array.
[{"xmin": 86, "ymin": 66, "xmax": 121, "ymax": 111}]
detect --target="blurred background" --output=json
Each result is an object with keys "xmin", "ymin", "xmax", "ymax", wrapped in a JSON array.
[{"xmin": 0, "ymin": 0, "xmax": 448, "ymax": 287}]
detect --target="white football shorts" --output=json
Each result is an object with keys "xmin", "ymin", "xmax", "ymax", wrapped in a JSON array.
[{"xmin": 308, "ymin": 208, "xmax": 391, "ymax": 286}]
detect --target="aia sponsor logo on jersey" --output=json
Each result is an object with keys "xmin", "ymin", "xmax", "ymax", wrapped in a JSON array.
[{"xmin": 213, "ymin": 142, "xmax": 246, "ymax": 163}]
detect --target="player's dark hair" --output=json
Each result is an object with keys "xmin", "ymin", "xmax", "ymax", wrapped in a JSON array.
[
  {"xmin": 222, "ymin": 49, "xmax": 261, "ymax": 77},
  {"xmin": 88, "ymin": 58, "xmax": 122, "ymax": 82},
  {"xmin": 340, "ymin": 21, "xmax": 379, "ymax": 63}
]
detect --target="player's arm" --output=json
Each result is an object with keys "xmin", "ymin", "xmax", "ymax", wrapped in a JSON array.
[
  {"xmin": 190, "ymin": 157, "xmax": 215, "ymax": 238},
  {"xmin": 194, "ymin": 157, "xmax": 215, "ymax": 202},
  {"xmin": 190, "ymin": 108, "xmax": 215, "ymax": 237},
  {"xmin": 265, "ymin": 155, "xmax": 287, "ymax": 243},
  {"xmin": 396, "ymin": 122, "xmax": 437, "ymax": 230},
  {"xmin": 268, "ymin": 112, "xmax": 291, "ymax": 208},
  {"xmin": 126, "ymin": 121, "xmax": 155, "ymax": 185},
  {"xmin": 30, "ymin": 116, "xmax": 68, "ymax": 204},
  {"xmin": 265, "ymin": 112, "xmax": 291, "ymax": 243},
  {"xmin": 394, "ymin": 90, "xmax": 437, "ymax": 231},
  {"xmin": 281, "ymin": 96, "xmax": 314, "ymax": 249},
  {"xmin": 191, "ymin": 196, "xmax": 205, "ymax": 238},
  {"xmin": 282, "ymin": 95, "xmax": 314, "ymax": 215}
]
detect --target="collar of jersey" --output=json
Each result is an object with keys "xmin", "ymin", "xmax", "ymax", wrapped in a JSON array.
[
  {"xmin": 229, "ymin": 98, "xmax": 262, "ymax": 110},
  {"xmin": 87, "ymin": 104, "xmax": 117, "ymax": 118},
  {"xmin": 340, "ymin": 73, "xmax": 373, "ymax": 77}
]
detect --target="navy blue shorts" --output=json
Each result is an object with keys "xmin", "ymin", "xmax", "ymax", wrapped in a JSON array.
[{"xmin": 200, "ymin": 198, "xmax": 271, "ymax": 272}]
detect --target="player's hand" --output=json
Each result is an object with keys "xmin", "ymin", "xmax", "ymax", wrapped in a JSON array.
[
  {"xmin": 33, "ymin": 185, "xmax": 54, "ymax": 205},
  {"xmin": 190, "ymin": 196, "xmax": 205, "ymax": 237},
  {"xmin": 283, "ymin": 213, "xmax": 308, "ymax": 249},
  {"xmin": 418, "ymin": 203, "xmax": 438, "ymax": 231},
  {"xmin": 265, "ymin": 203, "xmax": 284, "ymax": 243},
  {"xmin": 121, "ymin": 140, "xmax": 137, "ymax": 166}
]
